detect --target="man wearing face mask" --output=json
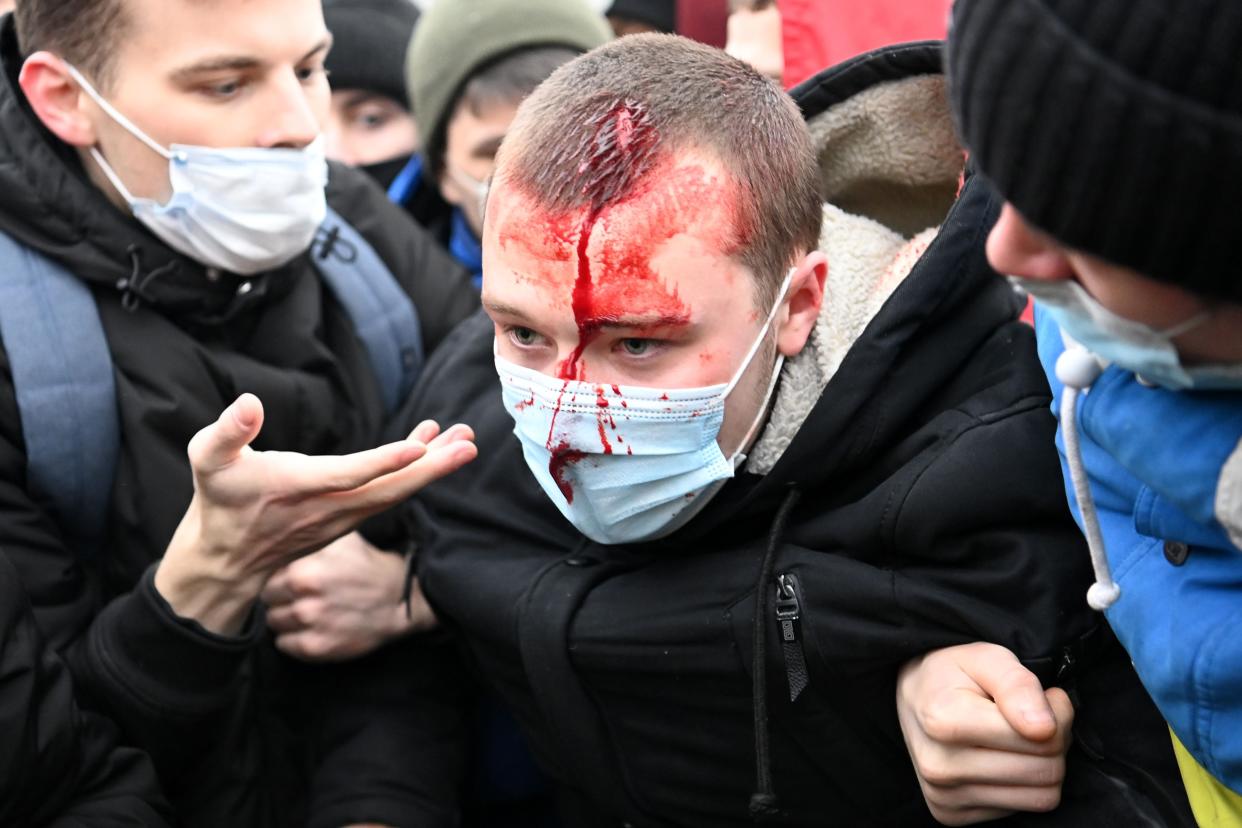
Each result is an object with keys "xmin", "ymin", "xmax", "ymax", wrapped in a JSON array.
[
  {"xmin": 322, "ymin": 0, "xmax": 422, "ymax": 187},
  {"xmin": 343, "ymin": 34, "xmax": 1190, "ymax": 826},
  {"xmin": 895, "ymin": 1, "xmax": 1242, "ymax": 824},
  {"xmin": 393, "ymin": 0, "xmax": 612, "ymax": 288},
  {"xmin": 0, "ymin": 0, "xmax": 479, "ymax": 825}
]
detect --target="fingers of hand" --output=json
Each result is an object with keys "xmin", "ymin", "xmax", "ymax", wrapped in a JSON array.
[
  {"xmin": 1044, "ymin": 687, "xmax": 1075, "ymax": 734},
  {"xmin": 426, "ymin": 423, "xmax": 475, "ymax": 451},
  {"xmin": 265, "ymin": 597, "xmax": 323, "ymax": 634},
  {"xmin": 919, "ymin": 688, "xmax": 1068, "ymax": 756},
  {"xmin": 925, "ymin": 805, "xmax": 1015, "ymax": 827},
  {"xmin": 408, "ymin": 420, "xmax": 441, "ymax": 444},
  {"xmin": 955, "ymin": 644, "xmax": 1059, "ymax": 742},
  {"xmin": 281, "ymin": 440, "xmax": 430, "ymax": 496},
  {"xmin": 345, "ymin": 436, "xmax": 478, "ymax": 513},
  {"xmin": 922, "ymin": 780, "xmax": 1063, "ymax": 823},
  {"xmin": 259, "ymin": 568, "xmax": 294, "ymax": 605},
  {"xmin": 914, "ymin": 741, "xmax": 1067, "ymax": 790},
  {"xmin": 188, "ymin": 394, "xmax": 264, "ymax": 473},
  {"xmin": 260, "ymin": 553, "xmax": 326, "ymax": 605},
  {"xmin": 273, "ymin": 630, "xmax": 337, "ymax": 662}
]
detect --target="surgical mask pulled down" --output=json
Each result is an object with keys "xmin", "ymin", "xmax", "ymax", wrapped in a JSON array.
[
  {"xmin": 495, "ymin": 269, "xmax": 795, "ymax": 546},
  {"xmin": 1010, "ymin": 275, "xmax": 1242, "ymax": 391},
  {"xmin": 65, "ymin": 62, "xmax": 328, "ymax": 276}
]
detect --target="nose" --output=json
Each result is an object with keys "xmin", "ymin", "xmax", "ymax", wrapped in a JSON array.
[
  {"xmin": 256, "ymin": 70, "xmax": 324, "ymax": 150},
  {"xmin": 986, "ymin": 203, "xmax": 1076, "ymax": 281}
]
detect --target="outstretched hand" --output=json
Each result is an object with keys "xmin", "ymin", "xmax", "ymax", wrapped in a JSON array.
[
  {"xmin": 155, "ymin": 396, "xmax": 476, "ymax": 635},
  {"xmin": 896, "ymin": 642, "xmax": 1074, "ymax": 825}
]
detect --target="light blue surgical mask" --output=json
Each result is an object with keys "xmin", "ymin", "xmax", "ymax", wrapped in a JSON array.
[
  {"xmin": 496, "ymin": 270, "xmax": 794, "ymax": 545},
  {"xmin": 66, "ymin": 62, "xmax": 327, "ymax": 276},
  {"xmin": 1010, "ymin": 276, "xmax": 1242, "ymax": 391}
]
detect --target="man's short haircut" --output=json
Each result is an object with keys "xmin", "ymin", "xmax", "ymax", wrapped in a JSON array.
[
  {"xmin": 15, "ymin": 0, "xmax": 128, "ymax": 88},
  {"xmin": 498, "ymin": 33, "xmax": 821, "ymax": 310}
]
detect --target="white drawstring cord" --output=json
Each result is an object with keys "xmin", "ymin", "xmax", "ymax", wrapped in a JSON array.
[{"xmin": 1056, "ymin": 347, "xmax": 1121, "ymax": 610}]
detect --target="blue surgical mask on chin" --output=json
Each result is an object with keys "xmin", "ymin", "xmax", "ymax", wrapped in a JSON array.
[
  {"xmin": 65, "ymin": 62, "xmax": 327, "ymax": 276},
  {"xmin": 1009, "ymin": 275, "xmax": 1242, "ymax": 391},
  {"xmin": 496, "ymin": 269, "xmax": 795, "ymax": 545}
]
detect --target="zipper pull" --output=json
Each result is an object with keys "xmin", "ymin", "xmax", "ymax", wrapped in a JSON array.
[{"xmin": 775, "ymin": 573, "xmax": 809, "ymax": 702}]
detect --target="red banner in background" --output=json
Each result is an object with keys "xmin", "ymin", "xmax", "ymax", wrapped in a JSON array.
[
  {"xmin": 780, "ymin": 0, "xmax": 950, "ymax": 89},
  {"xmin": 677, "ymin": 0, "xmax": 729, "ymax": 48}
]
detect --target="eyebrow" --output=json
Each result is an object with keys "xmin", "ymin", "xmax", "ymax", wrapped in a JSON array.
[
  {"xmin": 471, "ymin": 134, "xmax": 506, "ymax": 159},
  {"xmin": 171, "ymin": 36, "xmax": 333, "ymax": 83},
  {"xmin": 482, "ymin": 299, "xmax": 531, "ymax": 321},
  {"xmin": 483, "ymin": 299, "xmax": 689, "ymax": 330},
  {"xmin": 339, "ymin": 90, "xmax": 394, "ymax": 109}
]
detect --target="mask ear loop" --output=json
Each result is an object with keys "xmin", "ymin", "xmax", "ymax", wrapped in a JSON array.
[
  {"xmin": 1159, "ymin": 308, "xmax": 1213, "ymax": 339},
  {"xmin": 62, "ymin": 61, "xmax": 183, "ymax": 204},
  {"xmin": 723, "ymin": 267, "xmax": 797, "ymax": 398},
  {"xmin": 725, "ymin": 267, "xmax": 798, "ymax": 462},
  {"xmin": 63, "ymin": 62, "xmax": 178, "ymax": 161}
]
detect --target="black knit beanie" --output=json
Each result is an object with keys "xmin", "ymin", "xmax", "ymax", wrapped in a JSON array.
[
  {"xmin": 323, "ymin": 0, "xmax": 419, "ymax": 107},
  {"xmin": 607, "ymin": 0, "xmax": 676, "ymax": 33},
  {"xmin": 947, "ymin": 0, "xmax": 1242, "ymax": 303}
]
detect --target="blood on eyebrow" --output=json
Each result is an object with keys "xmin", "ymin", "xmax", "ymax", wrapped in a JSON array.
[{"xmin": 557, "ymin": 99, "xmax": 664, "ymax": 381}]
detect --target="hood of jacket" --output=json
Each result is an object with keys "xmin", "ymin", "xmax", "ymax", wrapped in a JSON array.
[{"xmin": 684, "ymin": 41, "xmax": 1020, "ymax": 535}]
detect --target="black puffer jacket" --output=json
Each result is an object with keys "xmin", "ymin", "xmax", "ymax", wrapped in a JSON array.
[
  {"xmin": 0, "ymin": 551, "xmax": 172, "ymax": 827},
  {"xmin": 356, "ymin": 43, "xmax": 1192, "ymax": 828},
  {"xmin": 0, "ymin": 14, "xmax": 478, "ymax": 827}
]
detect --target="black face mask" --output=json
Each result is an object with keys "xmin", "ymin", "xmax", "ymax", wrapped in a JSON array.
[{"xmin": 360, "ymin": 155, "xmax": 413, "ymax": 192}]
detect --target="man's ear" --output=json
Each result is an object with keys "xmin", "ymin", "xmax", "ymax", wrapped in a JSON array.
[
  {"xmin": 776, "ymin": 250, "xmax": 828, "ymax": 358},
  {"xmin": 19, "ymin": 52, "xmax": 99, "ymax": 148}
]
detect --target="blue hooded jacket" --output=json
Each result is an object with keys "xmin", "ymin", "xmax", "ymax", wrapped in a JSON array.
[{"xmin": 1036, "ymin": 307, "xmax": 1242, "ymax": 793}]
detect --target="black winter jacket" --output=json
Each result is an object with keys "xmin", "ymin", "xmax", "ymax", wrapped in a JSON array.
[
  {"xmin": 0, "ymin": 15, "xmax": 478, "ymax": 827},
  {"xmin": 353, "ymin": 44, "xmax": 1193, "ymax": 828},
  {"xmin": 0, "ymin": 551, "xmax": 172, "ymax": 827}
]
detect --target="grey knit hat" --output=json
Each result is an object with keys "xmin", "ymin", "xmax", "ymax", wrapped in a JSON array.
[
  {"xmin": 947, "ymin": 0, "xmax": 1242, "ymax": 302},
  {"xmin": 406, "ymin": 0, "xmax": 612, "ymax": 168}
]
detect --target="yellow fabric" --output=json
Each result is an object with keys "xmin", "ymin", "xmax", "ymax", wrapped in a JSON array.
[{"xmin": 1171, "ymin": 730, "xmax": 1242, "ymax": 827}]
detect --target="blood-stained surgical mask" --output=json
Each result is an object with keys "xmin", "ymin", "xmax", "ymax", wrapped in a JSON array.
[{"xmin": 495, "ymin": 269, "xmax": 794, "ymax": 545}]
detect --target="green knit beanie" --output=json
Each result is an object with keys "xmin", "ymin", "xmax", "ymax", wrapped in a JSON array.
[{"xmin": 406, "ymin": 0, "xmax": 612, "ymax": 168}]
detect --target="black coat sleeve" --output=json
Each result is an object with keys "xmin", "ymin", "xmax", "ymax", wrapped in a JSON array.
[
  {"xmin": 0, "ymin": 339, "xmax": 268, "ymax": 822},
  {"xmin": 304, "ymin": 633, "xmax": 473, "ymax": 828},
  {"xmin": 0, "ymin": 552, "xmax": 172, "ymax": 828}
]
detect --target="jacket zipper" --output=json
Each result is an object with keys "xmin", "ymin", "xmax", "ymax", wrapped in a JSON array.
[{"xmin": 775, "ymin": 572, "xmax": 809, "ymax": 702}]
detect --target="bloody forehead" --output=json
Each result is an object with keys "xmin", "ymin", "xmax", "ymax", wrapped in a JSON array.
[
  {"xmin": 493, "ymin": 164, "xmax": 740, "ymax": 279},
  {"xmin": 491, "ymin": 100, "xmax": 747, "ymax": 379}
]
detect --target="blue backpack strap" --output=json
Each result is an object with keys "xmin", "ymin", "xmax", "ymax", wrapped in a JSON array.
[
  {"xmin": 311, "ymin": 207, "xmax": 424, "ymax": 413},
  {"xmin": 0, "ymin": 230, "xmax": 119, "ymax": 558}
]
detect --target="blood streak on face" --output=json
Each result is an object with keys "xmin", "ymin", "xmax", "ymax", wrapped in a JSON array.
[
  {"xmin": 496, "ymin": 99, "xmax": 748, "ymax": 504},
  {"xmin": 548, "ymin": 441, "xmax": 587, "ymax": 503}
]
